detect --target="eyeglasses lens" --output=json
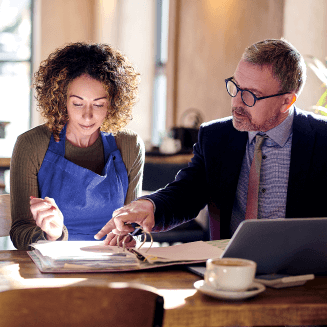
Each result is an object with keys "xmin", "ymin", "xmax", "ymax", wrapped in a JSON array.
[
  {"xmin": 242, "ymin": 91, "xmax": 256, "ymax": 107},
  {"xmin": 226, "ymin": 80, "xmax": 257, "ymax": 107},
  {"xmin": 226, "ymin": 80, "xmax": 237, "ymax": 97}
]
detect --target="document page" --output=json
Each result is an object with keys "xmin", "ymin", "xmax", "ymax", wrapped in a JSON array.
[
  {"xmin": 30, "ymin": 241, "xmax": 140, "ymax": 268},
  {"xmin": 136, "ymin": 241, "xmax": 224, "ymax": 263}
]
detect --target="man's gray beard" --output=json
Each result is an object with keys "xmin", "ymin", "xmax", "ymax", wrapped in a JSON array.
[{"xmin": 232, "ymin": 107, "xmax": 281, "ymax": 132}]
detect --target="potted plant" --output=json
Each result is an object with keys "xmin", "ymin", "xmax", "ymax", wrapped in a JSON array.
[{"xmin": 306, "ymin": 55, "xmax": 327, "ymax": 116}]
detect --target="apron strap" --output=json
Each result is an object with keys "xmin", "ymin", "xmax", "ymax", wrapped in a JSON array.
[
  {"xmin": 101, "ymin": 132, "xmax": 119, "ymax": 162},
  {"xmin": 47, "ymin": 125, "xmax": 67, "ymax": 156}
]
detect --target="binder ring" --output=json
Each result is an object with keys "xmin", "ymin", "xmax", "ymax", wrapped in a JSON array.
[{"xmin": 117, "ymin": 229, "xmax": 153, "ymax": 253}]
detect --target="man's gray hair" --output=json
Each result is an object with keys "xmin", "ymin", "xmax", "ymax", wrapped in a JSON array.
[{"xmin": 242, "ymin": 38, "xmax": 307, "ymax": 96}]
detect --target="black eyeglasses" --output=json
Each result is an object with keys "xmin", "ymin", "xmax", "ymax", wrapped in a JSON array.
[{"xmin": 225, "ymin": 77, "xmax": 290, "ymax": 107}]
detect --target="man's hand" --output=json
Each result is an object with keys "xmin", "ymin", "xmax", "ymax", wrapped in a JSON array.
[{"xmin": 94, "ymin": 199, "xmax": 155, "ymax": 245}]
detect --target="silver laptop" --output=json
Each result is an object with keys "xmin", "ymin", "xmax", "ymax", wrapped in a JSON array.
[
  {"xmin": 222, "ymin": 218, "xmax": 327, "ymax": 275},
  {"xmin": 187, "ymin": 218, "xmax": 327, "ymax": 276}
]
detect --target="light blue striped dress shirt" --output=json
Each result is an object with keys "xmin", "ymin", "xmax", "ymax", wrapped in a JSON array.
[{"xmin": 230, "ymin": 109, "xmax": 294, "ymax": 234}]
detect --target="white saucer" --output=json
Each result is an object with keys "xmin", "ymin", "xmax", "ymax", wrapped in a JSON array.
[{"xmin": 194, "ymin": 280, "xmax": 266, "ymax": 300}]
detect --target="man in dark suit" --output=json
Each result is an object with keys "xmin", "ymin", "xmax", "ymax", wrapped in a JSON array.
[{"xmin": 95, "ymin": 38, "xmax": 327, "ymax": 244}]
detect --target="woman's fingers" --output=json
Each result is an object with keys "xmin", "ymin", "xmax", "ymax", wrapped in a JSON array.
[
  {"xmin": 30, "ymin": 197, "xmax": 52, "ymax": 218},
  {"xmin": 30, "ymin": 196, "xmax": 63, "ymax": 240},
  {"xmin": 35, "ymin": 206, "xmax": 55, "ymax": 227}
]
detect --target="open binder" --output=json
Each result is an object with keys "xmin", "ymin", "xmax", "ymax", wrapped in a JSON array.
[{"xmin": 28, "ymin": 240, "xmax": 228, "ymax": 273}]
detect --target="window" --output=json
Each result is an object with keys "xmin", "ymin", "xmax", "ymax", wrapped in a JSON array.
[
  {"xmin": 0, "ymin": 0, "xmax": 33, "ymax": 158},
  {"xmin": 152, "ymin": 0, "xmax": 169, "ymax": 146}
]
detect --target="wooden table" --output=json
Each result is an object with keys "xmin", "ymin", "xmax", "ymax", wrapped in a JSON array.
[{"xmin": 1, "ymin": 251, "xmax": 327, "ymax": 326}]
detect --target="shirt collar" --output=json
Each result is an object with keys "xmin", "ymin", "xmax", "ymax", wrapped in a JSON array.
[{"xmin": 248, "ymin": 106, "xmax": 294, "ymax": 147}]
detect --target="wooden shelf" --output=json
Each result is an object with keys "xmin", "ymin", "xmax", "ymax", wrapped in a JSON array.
[
  {"xmin": 0, "ymin": 158, "xmax": 10, "ymax": 169},
  {"xmin": 145, "ymin": 153, "xmax": 192, "ymax": 164}
]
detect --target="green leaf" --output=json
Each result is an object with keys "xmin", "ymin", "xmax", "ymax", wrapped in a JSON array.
[
  {"xmin": 316, "ymin": 89, "xmax": 327, "ymax": 107},
  {"xmin": 311, "ymin": 105, "xmax": 327, "ymax": 116}
]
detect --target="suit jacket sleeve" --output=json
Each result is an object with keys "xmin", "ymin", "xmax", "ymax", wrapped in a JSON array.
[{"xmin": 145, "ymin": 117, "xmax": 246, "ymax": 234}]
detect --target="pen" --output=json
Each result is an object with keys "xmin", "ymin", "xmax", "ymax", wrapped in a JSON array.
[
  {"xmin": 125, "ymin": 223, "xmax": 144, "ymax": 237},
  {"xmin": 124, "ymin": 223, "xmax": 153, "ymax": 253}
]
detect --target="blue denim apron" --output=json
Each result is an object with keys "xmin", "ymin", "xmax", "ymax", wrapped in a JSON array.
[{"xmin": 37, "ymin": 125, "xmax": 128, "ymax": 240}]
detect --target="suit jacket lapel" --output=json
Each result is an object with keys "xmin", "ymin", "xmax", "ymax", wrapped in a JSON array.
[{"xmin": 286, "ymin": 109, "xmax": 315, "ymax": 217}]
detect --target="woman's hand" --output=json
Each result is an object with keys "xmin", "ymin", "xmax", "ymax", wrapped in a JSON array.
[{"xmin": 30, "ymin": 196, "xmax": 64, "ymax": 241}]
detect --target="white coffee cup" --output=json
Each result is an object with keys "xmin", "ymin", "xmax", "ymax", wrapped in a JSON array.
[
  {"xmin": 204, "ymin": 258, "xmax": 257, "ymax": 292},
  {"xmin": 159, "ymin": 137, "xmax": 181, "ymax": 154}
]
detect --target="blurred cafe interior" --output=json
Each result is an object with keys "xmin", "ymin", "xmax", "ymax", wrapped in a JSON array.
[{"xmin": 0, "ymin": 0, "xmax": 326, "ymax": 249}]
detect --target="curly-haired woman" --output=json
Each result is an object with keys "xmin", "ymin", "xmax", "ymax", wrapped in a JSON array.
[{"xmin": 10, "ymin": 42, "xmax": 144, "ymax": 250}]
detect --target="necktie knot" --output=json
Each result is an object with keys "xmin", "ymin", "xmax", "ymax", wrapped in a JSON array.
[{"xmin": 254, "ymin": 134, "xmax": 267, "ymax": 151}]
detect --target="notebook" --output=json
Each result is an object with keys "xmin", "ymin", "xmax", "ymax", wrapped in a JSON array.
[{"xmin": 188, "ymin": 218, "xmax": 327, "ymax": 276}]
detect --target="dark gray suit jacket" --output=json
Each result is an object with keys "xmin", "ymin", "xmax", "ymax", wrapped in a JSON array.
[{"xmin": 147, "ymin": 107, "xmax": 327, "ymax": 239}]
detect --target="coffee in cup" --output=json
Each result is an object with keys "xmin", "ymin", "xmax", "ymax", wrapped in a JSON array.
[{"xmin": 204, "ymin": 258, "xmax": 257, "ymax": 292}]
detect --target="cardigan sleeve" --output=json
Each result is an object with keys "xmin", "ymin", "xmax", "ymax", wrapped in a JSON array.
[
  {"xmin": 9, "ymin": 125, "xmax": 69, "ymax": 250},
  {"xmin": 114, "ymin": 129, "xmax": 145, "ymax": 205}
]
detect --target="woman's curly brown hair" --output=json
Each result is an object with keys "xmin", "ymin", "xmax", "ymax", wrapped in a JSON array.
[{"xmin": 33, "ymin": 42, "xmax": 140, "ymax": 141}]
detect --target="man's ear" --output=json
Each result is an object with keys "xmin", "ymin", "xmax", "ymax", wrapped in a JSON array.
[{"xmin": 281, "ymin": 93, "xmax": 297, "ymax": 113}]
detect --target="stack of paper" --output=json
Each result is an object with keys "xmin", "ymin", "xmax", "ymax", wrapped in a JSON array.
[
  {"xmin": 30, "ymin": 241, "xmax": 140, "ymax": 270},
  {"xmin": 28, "ymin": 240, "xmax": 227, "ymax": 273}
]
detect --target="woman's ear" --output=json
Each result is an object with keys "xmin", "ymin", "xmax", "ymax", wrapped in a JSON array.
[{"xmin": 281, "ymin": 94, "xmax": 297, "ymax": 113}]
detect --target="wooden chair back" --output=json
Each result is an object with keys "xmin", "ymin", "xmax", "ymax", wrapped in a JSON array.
[
  {"xmin": 0, "ymin": 194, "xmax": 11, "ymax": 237},
  {"xmin": 0, "ymin": 284, "xmax": 164, "ymax": 327}
]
